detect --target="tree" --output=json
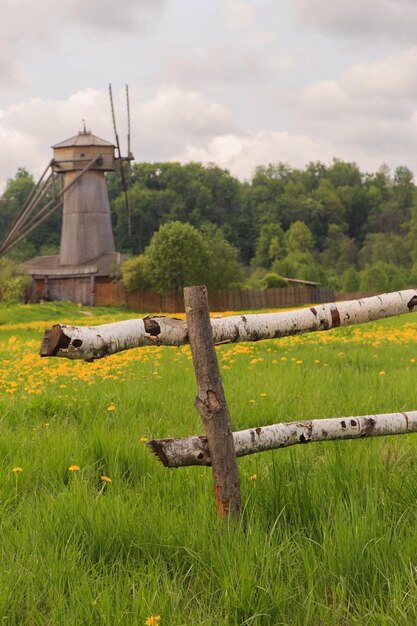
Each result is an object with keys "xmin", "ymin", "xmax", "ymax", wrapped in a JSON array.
[
  {"xmin": 145, "ymin": 221, "xmax": 210, "ymax": 294},
  {"xmin": 321, "ymin": 224, "xmax": 357, "ymax": 273},
  {"xmin": 252, "ymin": 223, "xmax": 285, "ymax": 269},
  {"xmin": 341, "ymin": 266, "xmax": 360, "ymax": 292},
  {"xmin": 358, "ymin": 233, "xmax": 410, "ymax": 269},
  {"xmin": 200, "ymin": 224, "xmax": 244, "ymax": 290},
  {"xmin": 359, "ymin": 262, "xmax": 410, "ymax": 293},
  {"xmin": 285, "ymin": 221, "xmax": 314, "ymax": 253},
  {"xmin": 273, "ymin": 251, "xmax": 322, "ymax": 283}
]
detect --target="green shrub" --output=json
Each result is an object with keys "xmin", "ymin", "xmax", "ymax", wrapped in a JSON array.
[
  {"xmin": 2, "ymin": 275, "xmax": 30, "ymax": 304},
  {"xmin": 120, "ymin": 255, "xmax": 151, "ymax": 291},
  {"xmin": 261, "ymin": 273, "xmax": 289, "ymax": 289}
]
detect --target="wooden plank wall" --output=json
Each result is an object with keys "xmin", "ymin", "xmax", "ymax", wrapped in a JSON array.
[{"xmin": 95, "ymin": 280, "xmax": 335, "ymax": 312}]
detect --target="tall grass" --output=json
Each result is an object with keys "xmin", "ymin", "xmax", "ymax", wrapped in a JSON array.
[{"xmin": 0, "ymin": 303, "xmax": 416, "ymax": 624}]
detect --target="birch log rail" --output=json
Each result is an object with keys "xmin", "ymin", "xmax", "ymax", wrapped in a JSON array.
[
  {"xmin": 147, "ymin": 410, "xmax": 417, "ymax": 467},
  {"xmin": 40, "ymin": 289, "xmax": 417, "ymax": 361}
]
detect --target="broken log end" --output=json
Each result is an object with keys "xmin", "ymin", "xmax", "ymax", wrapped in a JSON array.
[
  {"xmin": 40, "ymin": 324, "xmax": 70, "ymax": 357},
  {"xmin": 146, "ymin": 440, "xmax": 172, "ymax": 467}
]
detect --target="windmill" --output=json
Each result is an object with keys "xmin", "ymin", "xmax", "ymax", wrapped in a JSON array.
[{"xmin": 0, "ymin": 85, "xmax": 134, "ymax": 305}]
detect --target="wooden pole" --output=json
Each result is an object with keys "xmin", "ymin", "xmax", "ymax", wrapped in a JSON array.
[{"xmin": 183, "ymin": 285, "xmax": 240, "ymax": 518}]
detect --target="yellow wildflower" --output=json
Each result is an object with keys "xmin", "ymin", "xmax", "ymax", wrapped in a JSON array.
[
  {"xmin": 145, "ymin": 617, "xmax": 161, "ymax": 625},
  {"xmin": 101, "ymin": 475, "xmax": 112, "ymax": 483},
  {"xmin": 68, "ymin": 465, "xmax": 80, "ymax": 472},
  {"xmin": 249, "ymin": 474, "xmax": 257, "ymax": 481},
  {"xmin": 107, "ymin": 405, "xmax": 116, "ymax": 411},
  {"xmin": 140, "ymin": 437, "xmax": 149, "ymax": 443},
  {"xmin": 379, "ymin": 370, "xmax": 386, "ymax": 376},
  {"xmin": 12, "ymin": 467, "xmax": 22, "ymax": 473}
]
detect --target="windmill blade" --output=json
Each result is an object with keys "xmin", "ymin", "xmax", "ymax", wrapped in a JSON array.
[
  {"xmin": 126, "ymin": 84, "xmax": 132, "ymax": 237},
  {"xmin": 0, "ymin": 161, "xmax": 53, "ymax": 254},
  {"xmin": 0, "ymin": 156, "xmax": 100, "ymax": 258},
  {"xmin": 109, "ymin": 83, "xmax": 130, "ymax": 234},
  {"xmin": 109, "ymin": 83, "xmax": 122, "ymax": 160}
]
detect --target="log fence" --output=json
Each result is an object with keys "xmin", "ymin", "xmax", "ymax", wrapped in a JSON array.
[{"xmin": 41, "ymin": 287, "xmax": 417, "ymax": 519}]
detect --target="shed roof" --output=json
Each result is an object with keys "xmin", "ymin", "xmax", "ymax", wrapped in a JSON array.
[
  {"xmin": 26, "ymin": 252, "xmax": 124, "ymax": 277},
  {"xmin": 52, "ymin": 131, "xmax": 114, "ymax": 149},
  {"xmin": 285, "ymin": 277, "xmax": 320, "ymax": 286}
]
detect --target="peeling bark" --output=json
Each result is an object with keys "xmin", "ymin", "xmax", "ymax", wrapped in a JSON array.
[
  {"xmin": 40, "ymin": 289, "xmax": 417, "ymax": 361},
  {"xmin": 184, "ymin": 286, "xmax": 240, "ymax": 518},
  {"xmin": 147, "ymin": 410, "xmax": 417, "ymax": 467}
]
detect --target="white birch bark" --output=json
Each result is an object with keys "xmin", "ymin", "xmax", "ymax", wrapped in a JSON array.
[
  {"xmin": 148, "ymin": 410, "xmax": 417, "ymax": 467},
  {"xmin": 40, "ymin": 289, "xmax": 417, "ymax": 361}
]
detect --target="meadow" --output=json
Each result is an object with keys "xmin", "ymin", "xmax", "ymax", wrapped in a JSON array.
[{"xmin": 1, "ymin": 301, "xmax": 417, "ymax": 625}]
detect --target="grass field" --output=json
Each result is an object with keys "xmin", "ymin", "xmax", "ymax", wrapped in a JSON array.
[{"xmin": 1, "ymin": 301, "xmax": 417, "ymax": 625}]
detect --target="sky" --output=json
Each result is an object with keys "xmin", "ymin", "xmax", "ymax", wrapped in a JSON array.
[{"xmin": 1, "ymin": 0, "xmax": 417, "ymax": 189}]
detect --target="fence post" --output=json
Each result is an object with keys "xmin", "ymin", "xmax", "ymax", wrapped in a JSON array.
[{"xmin": 184, "ymin": 285, "xmax": 241, "ymax": 518}]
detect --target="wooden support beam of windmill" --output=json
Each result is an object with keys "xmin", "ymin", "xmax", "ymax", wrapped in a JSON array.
[{"xmin": 0, "ymin": 156, "xmax": 101, "ymax": 258}]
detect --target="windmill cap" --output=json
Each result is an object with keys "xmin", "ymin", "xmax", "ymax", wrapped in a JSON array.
[{"xmin": 52, "ymin": 132, "xmax": 115, "ymax": 149}]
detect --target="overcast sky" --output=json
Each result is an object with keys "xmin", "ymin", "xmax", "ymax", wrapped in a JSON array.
[{"xmin": 1, "ymin": 0, "xmax": 417, "ymax": 188}]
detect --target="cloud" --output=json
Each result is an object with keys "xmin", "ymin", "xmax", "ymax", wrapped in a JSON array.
[
  {"xmin": 221, "ymin": 0, "xmax": 257, "ymax": 29},
  {"xmin": 174, "ymin": 131, "xmax": 335, "ymax": 179},
  {"xmin": 135, "ymin": 87, "xmax": 237, "ymax": 158},
  {"xmin": 0, "ymin": 86, "xmax": 237, "ymax": 186},
  {"xmin": 290, "ymin": 47, "xmax": 417, "ymax": 124},
  {"xmin": 280, "ymin": 46, "xmax": 417, "ymax": 172},
  {"xmin": 165, "ymin": 47, "xmax": 264, "ymax": 85},
  {"xmin": 0, "ymin": 0, "xmax": 168, "ymax": 89},
  {"xmin": 292, "ymin": 0, "xmax": 417, "ymax": 43}
]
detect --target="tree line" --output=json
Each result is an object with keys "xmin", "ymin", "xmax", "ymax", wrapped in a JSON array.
[{"xmin": 1, "ymin": 159, "xmax": 416, "ymax": 295}]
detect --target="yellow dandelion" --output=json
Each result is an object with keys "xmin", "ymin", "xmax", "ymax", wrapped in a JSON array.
[
  {"xmin": 280, "ymin": 357, "xmax": 287, "ymax": 362},
  {"xmin": 260, "ymin": 393, "xmax": 268, "ymax": 397},
  {"xmin": 249, "ymin": 474, "xmax": 257, "ymax": 481},
  {"xmin": 296, "ymin": 360, "xmax": 303, "ymax": 364},
  {"xmin": 379, "ymin": 370, "xmax": 386, "ymax": 376},
  {"xmin": 145, "ymin": 617, "xmax": 161, "ymax": 625},
  {"xmin": 68, "ymin": 465, "xmax": 80, "ymax": 472},
  {"xmin": 249, "ymin": 399, "xmax": 255, "ymax": 404},
  {"xmin": 410, "ymin": 358, "xmax": 416, "ymax": 364},
  {"xmin": 12, "ymin": 467, "xmax": 22, "ymax": 473},
  {"xmin": 101, "ymin": 475, "xmax": 112, "ymax": 483},
  {"xmin": 140, "ymin": 437, "xmax": 149, "ymax": 443},
  {"xmin": 107, "ymin": 404, "xmax": 116, "ymax": 411}
]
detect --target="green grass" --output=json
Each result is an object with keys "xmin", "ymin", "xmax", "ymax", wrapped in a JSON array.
[{"xmin": 0, "ymin": 302, "xmax": 417, "ymax": 624}]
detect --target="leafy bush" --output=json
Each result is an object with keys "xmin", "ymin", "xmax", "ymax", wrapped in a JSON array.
[
  {"xmin": 261, "ymin": 273, "xmax": 289, "ymax": 289},
  {"xmin": 2, "ymin": 275, "xmax": 30, "ymax": 304},
  {"xmin": 0, "ymin": 259, "xmax": 30, "ymax": 304},
  {"xmin": 121, "ymin": 255, "xmax": 151, "ymax": 291},
  {"xmin": 359, "ymin": 262, "xmax": 410, "ymax": 293},
  {"xmin": 144, "ymin": 221, "xmax": 210, "ymax": 294}
]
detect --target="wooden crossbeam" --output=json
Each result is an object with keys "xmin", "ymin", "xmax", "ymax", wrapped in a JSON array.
[{"xmin": 148, "ymin": 410, "xmax": 417, "ymax": 467}]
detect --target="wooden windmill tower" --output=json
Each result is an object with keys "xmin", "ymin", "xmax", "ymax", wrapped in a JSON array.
[
  {"xmin": 0, "ymin": 85, "xmax": 133, "ymax": 305},
  {"xmin": 52, "ymin": 126, "xmax": 116, "ymax": 266}
]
